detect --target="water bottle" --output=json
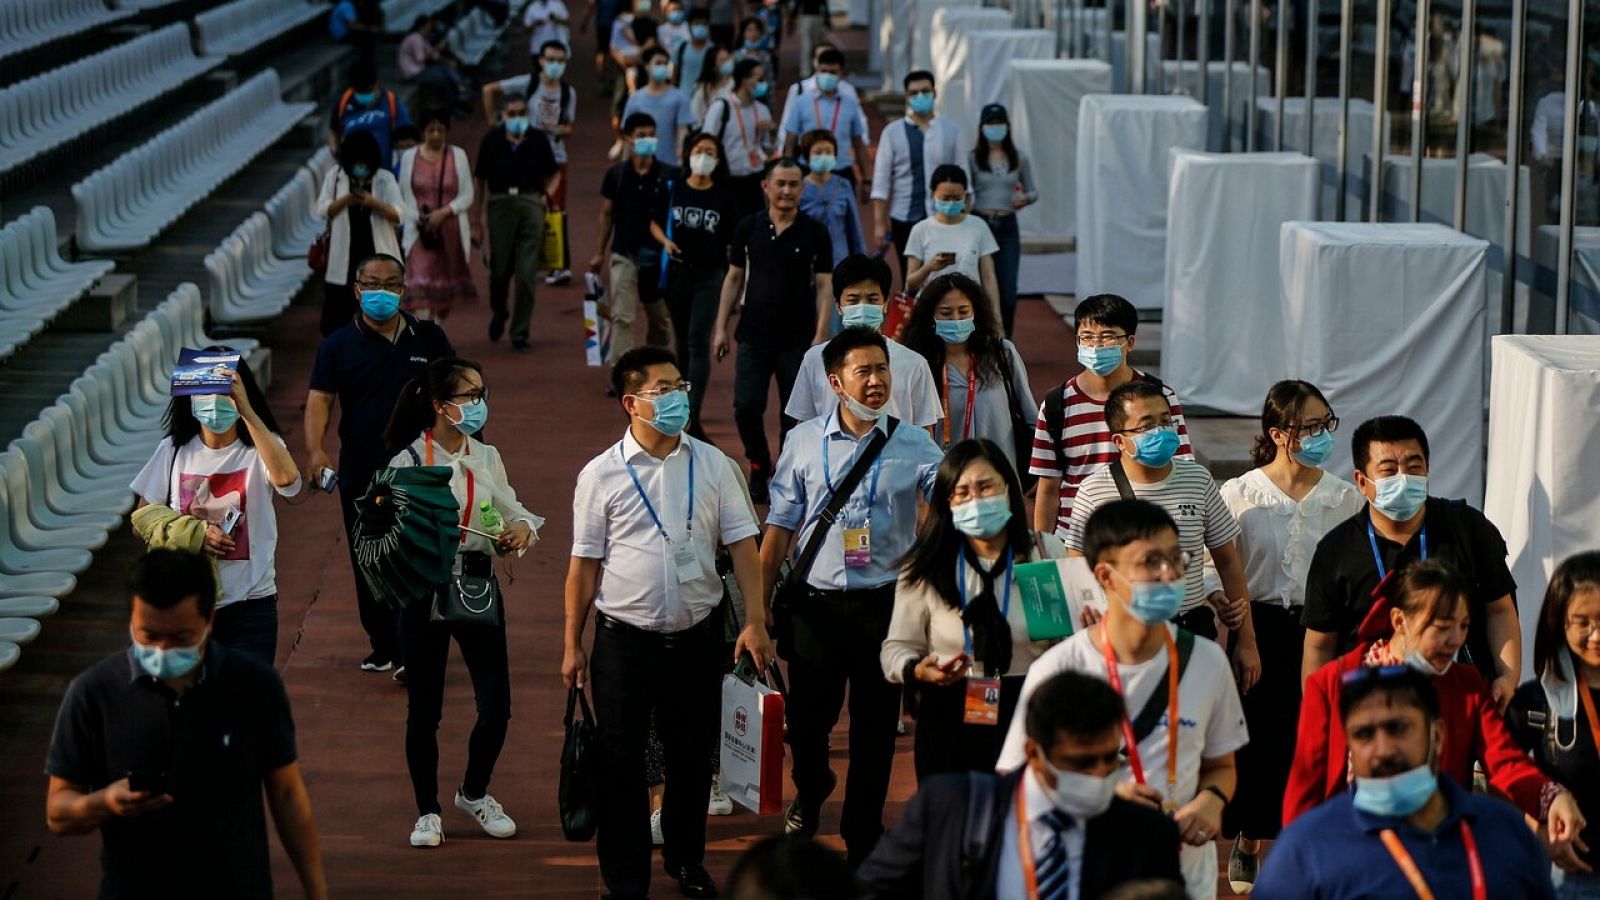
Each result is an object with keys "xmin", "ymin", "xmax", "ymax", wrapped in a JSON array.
[{"xmin": 478, "ymin": 501, "xmax": 505, "ymax": 537}]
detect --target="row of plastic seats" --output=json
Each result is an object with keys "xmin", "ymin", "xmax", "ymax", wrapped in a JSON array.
[
  {"xmin": 206, "ymin": 211, "xmax": 309, "ymax": 324},
  {"xmin": 196, "ymin": 0, "xmax": 324, "ymax": 57},
  {"xmin": 446, "ymin": 7, "xmax": 506, "ymax": 66},
  {"xmin": 71, "ymin": 67, "xmax": 317, "ymax": 254},
  {"xmin": 0, "ymin": 207, "xmax": 116, "ymax": 363},
  {"xmin": 0, "ymin": 24, "xmax": 223, "ymax": 176},
  {"xmin": 0, "ymin": 0, "xmax": 134, "ymax": 63},
  {"xmin": 382, "ymin": 0, "xmax": 452, "ymax": 35}
]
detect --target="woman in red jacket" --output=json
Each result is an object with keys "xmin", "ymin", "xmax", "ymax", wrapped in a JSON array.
[{"xmin": 1283, "ymin": 560, "xmax": 1585, "ymax": 838}]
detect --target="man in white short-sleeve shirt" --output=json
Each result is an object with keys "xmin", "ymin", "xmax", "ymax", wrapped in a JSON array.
[{"xmin": 997, "ymin": 499, "xmax": 1249, "ymax": 900}]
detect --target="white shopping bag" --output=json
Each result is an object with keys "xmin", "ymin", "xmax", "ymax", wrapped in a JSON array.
[
  {"xmin": 719, "ymin": 670, "xmax": 785, "ymax": 814},
  {"xmin": 583, "ymin": 271, "xmax": 612, "ymax": 367}
]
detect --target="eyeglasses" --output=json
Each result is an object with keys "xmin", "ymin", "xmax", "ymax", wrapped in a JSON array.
[
  {"xmin": 1076, "ymin": 331, "xmax": 1129, "ymax": 348},
  {"xmin": 1115, "ymin": 417, "xmax": 1177, "ymax": 437},
  {"xmin": 635, "ymin": 381, "xmax": 691, "ymax": 398},
  {"xmin": 1567, "ymin": 618, "xmax": 1600, "ymax": 639},
  {"xmin": 1292, "ymin": 416, "xmax": 1341, "ymax": 438},
  {"xmin": 355, "ymin": 279, "xmax": 405, "ymax": 292},
  {"xmin": 449, "ymin": 387, "xmax": 490, "ymax": 403},
  {"xmin": 1119, "ymin": 550, "xmax": 1195, "ymax": 577},
  {"xmin": 1341, "ymin": 663, "xmax": 1412, "ymax": 685}
]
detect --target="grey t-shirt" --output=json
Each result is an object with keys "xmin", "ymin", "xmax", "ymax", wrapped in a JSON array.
[{"xmin": 622, "ymin": 87, "xmax": 695, "ymax": 166}]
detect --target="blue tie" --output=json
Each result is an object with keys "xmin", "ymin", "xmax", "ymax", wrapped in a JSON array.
[
  {"xmin": 1031, "ymin": 809, "xmax": 1075, "ymax": 900},
  {"xmin": 905, "ymin": 120, "xmax": 926, "ymax": 222}
]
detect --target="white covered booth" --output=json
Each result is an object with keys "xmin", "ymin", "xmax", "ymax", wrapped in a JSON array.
[
  {"xmin": 931, "ymin": 8, "xmax": 1012, "ymax": 139},
  {"xmin": 1007, "ymin": 59, "xmax": 1112, "ymax": 242},
  {"xmin": 960, "ymin": 30, "xmax": 1055, "ymax": 147},
  {"xmin": 1254, "ymin": 97, "xmax": 1379, "ymax": 218},
  {"xmin": 1279, "ymin": 222, "xmax": 1490, "ymax": 503},
  {"xmin": 1162, "ymin": 151, "xmax": 1320, "ymax": 414},
  {"xmin": 912, "ymin": 0, "xmax": 982, "ymax": 74},
  {"xmin": 1483, "ymin": 335, "xmax": 1600, "ymax": 667},
  {"xmin": 1076, "ymin": 94, "xmax": 1208, "ymax": 311}
]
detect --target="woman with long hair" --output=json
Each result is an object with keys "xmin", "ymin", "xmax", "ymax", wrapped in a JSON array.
[
  {"xmin": 398, "ymin": 108, "xmax": 477, "ymax": 321},
  {"xmin": 382, "ymin": 358, "xmax": 543, "ymax": 849},
  {"xmin": 969, "ymin": 103, "xmax": 1037, "ymax": 336},
  {"xmin": 690, "ymin": 45, "xmax": 733, "ymax": 126},
  {"xmin": 130, "ymin": 352, "xmax": 300, "ymax": 667},
  {"xmin": 900, "ymin": 273, "xmax": 1035, "ymax": 471},
  {"xmin": 882, "ymin": 438, "xmax": 1065, "ymax": 779},
  {"xmin": 316, "ymin": 128, "xmax": 404, "ymax": 335},
  {"xmin": 798, "ymin": 129, "xmax": 866, "ymax": 314},
  {"xmin": 1509, "ymin": 550, "xmax": 1600, "ymax": 889}
]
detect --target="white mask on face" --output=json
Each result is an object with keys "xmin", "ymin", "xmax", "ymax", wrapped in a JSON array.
[
  {"xmin": 831, "ymin": 376, "xmax": 885, "ymax": 421},
  {"xmin": 1038, "ymin": 760, "xmax": 1117, "ymax": 819}
]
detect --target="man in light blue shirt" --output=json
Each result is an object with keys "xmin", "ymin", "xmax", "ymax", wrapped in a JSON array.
[
  {"xmin": 623, "ymin": 45, "xmax": 695, "ymax": 166},
  {"xmin": 780, "ymin": 49, "xmax": 870, "ymax": 185},
  {"xmin": 760, "ymin": 327, "xmax": 943, "ymax": 865}
]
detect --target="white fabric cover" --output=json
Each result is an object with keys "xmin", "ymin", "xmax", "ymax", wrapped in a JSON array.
[
  {"xmin": 1158, "ymin": 61, "xmax": 1269, "ymax": 151},
  {"xmin": 1483, "ymin": 335, "xmax": 1600, "ymax": 674},
  {"xmin": 1278, "ymin": 222, "xmax": 1489, "ymax": 503},
  {"xmin": 879, "ymin": 0, "xmax": 914, "ymax": 91},
  {"xmin": 961, "ymin": 30, "xmax": 1056, "ymax": 147},
  {"xmin": 1163, "ymin": 152, "xmax": 1320, "ymax": 415},
  {"xmin": 1254, "ymin": 97, "xmax": 1378, "ymax": 219},
  {"xmin": 1008, "ymin": 59, "xmax": 1112, "ymax": 242},
  {"xmin": 1076, "ymin": 95, "xmax": 1208, "ymax": 311},
  {"xmin": 913, "ymin": 0, "xmax": 982, "ymax": 74},
  {"xmin": 931, "ymin": 8, "xmax": 1012, "ymax": 135}
]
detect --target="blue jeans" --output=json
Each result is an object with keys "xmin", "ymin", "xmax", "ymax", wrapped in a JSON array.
[
  {"xmin": 981, "ymin": 213, "xmax": 1021, "ymax": 336},
  {"xmin": 213, "ymin": 594, "xmax": 278, "ymax": 669},
  {"xmin": 1559, "ymin": 872, "xmax": 1600, "ymax": 899}
]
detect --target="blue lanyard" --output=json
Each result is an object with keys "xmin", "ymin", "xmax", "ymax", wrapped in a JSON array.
[
  {"xmin": 1366, "ymin": 517, "xmax": 1426, "ymax": 580},
  {"xmin": 620, "ymin": 444, "xmax": 694, "ymax": 542},
  {"xmin": 821, "ymin": 414, "xmax": 884, "ymax": 512},
  {"xmin": 957, "ymin": 549, "xmax": 1013, "ymax": 658}
]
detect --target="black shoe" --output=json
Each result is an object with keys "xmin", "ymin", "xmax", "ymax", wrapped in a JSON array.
[
  {"xmin": 747, "ymin": 463, "xmax": 770, "ymax": 505},
  {"xmin": 664, "ymin": 863, "xmax": 718, "ymax": 898},
  {"xmin": 488, "ymin": 314, "xmax": 507, "ymax": 342},
  {"xmin": 511, "ymin": 339, "xmax": 531, "ymax": 354},
  {"xmin": 360, "ymin": 652, "xmax": 393, "ymax": 672},
  {"xmin": 783, "ymin": 769, "xmax": 836, "ymax": 838}
]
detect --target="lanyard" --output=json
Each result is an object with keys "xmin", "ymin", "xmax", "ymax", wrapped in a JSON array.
[
  {"xmin": 732, "ymin": 101, "xmax": 760, "ymax": 166},
  {"xmin": 1100, "ymin": 626, "xmax": 1179, "ymax": 804},
  {"xmin": 1367, "ymin": 518, "xmax": 1428, "ymax": 580},
  {"xmin": 620, "ymin": 444, "xmax": 695, "ymax": 543},
  {"xmin": 941, "ymin": 355, "xmax": 977, "ymax": 447},
  {"xmin": 1013, "ymin": 778, "xmax": 1050, "ymax": 900},
  {"xmin": 1378, "ymin": 822, "xmax": 1486, "ymax": 900},
  {"xmin": 1578, "ymin": 671, "xmax": 1600, "ymax": 756},
  {"xmin": 957, "ymin": 549, "xmax": 1013, "ymax": 658},
  {"xmin": 425, "ymin": 431, "xmax": 474, "ymax": 545},
  {"xmin": 821, "ymin": 415, "xmax": 884, "ymax": 514},
  {"xmin": 812, "ymin": 95, "xmax": 842, "ymax": 133}
]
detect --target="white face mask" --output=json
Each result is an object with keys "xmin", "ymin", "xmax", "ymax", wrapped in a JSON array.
[{"xmin": 1038, "ymin": 760, "xmax": 1116, "ymax": 819}]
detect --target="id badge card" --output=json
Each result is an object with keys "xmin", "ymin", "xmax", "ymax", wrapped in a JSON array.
[
  {"xmin": 963, "ymin": 677, "xmax": 1001, "ymax": 726},
  {"xmin": 842, "ymin": 527, "xmax": 872, "ymax": 568},
  {"xmin": 672, "ymin": 539, "xmax": 707, "ymax": 583}
]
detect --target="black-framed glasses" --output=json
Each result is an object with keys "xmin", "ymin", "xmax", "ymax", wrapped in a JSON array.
[
  {"xmin": 448, "ymin": 387, "xmax": 490, "ymax": 403},
  {"xmin": 355, "ymin": 279, "xmax": 405, "ymax": 292},
  {"xmin": 1292, "ymin": 416, "xmax": 1341, "ymax": 438},
  {"xmin": 1116, "ymin": 417, "xmax": 1177, "ymax": 437}
]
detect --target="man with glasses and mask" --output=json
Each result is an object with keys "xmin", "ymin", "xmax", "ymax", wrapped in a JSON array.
[
  {"xmin": 473, "ymin": 89, "xmax": 559, "ymax": 352},
  {"xmin": 306, "ymin": 253, "xmax": 453, "ymax": 676},
  {"xmin": 1257, "ymin": 666, "xmax": 1555, "ymax": 898},
  {"xmin": 860, "ymin": 670, "xmax": 1183, "ymax": 898},
  {"xmin": 999, "ymin": 500, "xmax": 1249, "ymax": 900},
  {"xmin": 483, "ymin": 41, "xmax": 578, "ymax": 286},
  {"xmin": 563, "ymin": 346, "xmax": 771, "ymax": 900},
  {"xmin": 1301, "ymin": 415, "xmax": 1523, "ymax": 707}
]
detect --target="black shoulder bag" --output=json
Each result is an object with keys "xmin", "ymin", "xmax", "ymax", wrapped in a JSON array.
[
  {"xmin": 1128, "ymin": 629, "xmax": 1196, "ymax": 743},
  {"xmin": 996, "ymin": 351, "xmax": 1037, "ymax": 490},
  {"xmin": 559, "ymin": 686, "xmax": 598, "ymax": 841}
]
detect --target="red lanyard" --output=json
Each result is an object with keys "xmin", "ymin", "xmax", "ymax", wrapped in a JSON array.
[
  {"xmin": 1100, "ymin": 626, "xmax": 1179, "ymax": 807},
  {"xmin": 1013, "ymin": 778, "xmax": 1045, "ymax": 900},
  {"xmin": 1578, "ymin": 672, "xmax": 1600, "ymax": 756},
  {"xmin": 812, "ymin": 95, "xmax": 842, "ymax": 133},
  {"xmin": 940, "ymin": 355, "xmax": 977, "ymax": 447},
  {"xmin": 732, "ymin": 101, "xmax": 761, "ymax": 166},
  {"xmin": 1378, "ymin": 822, "xmax": 1485, "ymax": 900},
  {"xmin": 424, "ymin": 431, "xmax": 474, "ymax": 545}
]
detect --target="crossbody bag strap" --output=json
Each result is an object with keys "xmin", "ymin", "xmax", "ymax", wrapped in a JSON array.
[
  {"xmin": 787, "ymin": 418, "xmax": 900, "ymax": 584},
  {"xmin": 1042, "ymin": 380, "xmax": 1067, "ymax": 474},
  {"xmin": 1109, "ymin": 458, "xmax": 1137, "ymax": 501},
  {"xmin": 1129, "ymin": 628, "xmax": 1196, "ymax": 743}
]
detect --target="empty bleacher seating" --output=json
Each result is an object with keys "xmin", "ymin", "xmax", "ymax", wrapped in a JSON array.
[
  {"xmin": 265, "ymin": 166, "xmax": 321, "ymax": 259},
  {"xmin": 382, "ymin": 0, "xmax": 453, "ymax": 35},
  {"xmin": 445, "ymin": 6, "xmax": 506, "ymax": 67},
  {"xmin": 0, "ymin": 207, "xmax": 116, "ymax": 362},
  {"xmin": 196, "ymin": 0, "xmax": 325, "ymax": 57},
  {"xmin": 0, "ymin": 0, "xmax": 135, "ymax": 64},
  {"xmin": 71, "ymin": 68, "xmax": 316, "ymax": 253},
  {"xmin": 207, "ymin": 211, "xmax": 310, "ymax": 323}
]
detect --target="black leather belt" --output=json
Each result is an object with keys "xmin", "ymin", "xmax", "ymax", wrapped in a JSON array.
[{"xmin": 595, "ymin": 610, "xmax": 717, "ymax": 648}]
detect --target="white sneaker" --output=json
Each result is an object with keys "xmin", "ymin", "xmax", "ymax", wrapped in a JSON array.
[
  {"xmin": 454, "ymin": 790, "xmax": 516, "ymax": 838},
  {"xmin": 651, "ymin": 806, "xmax": 664, "ymax": 846},
  {"xmin": 410, "ymin": 813, "xmax": 443, "ymax": 847},
  {"xmin": 708, "ymin": 776, "xmax": 734, "ymax": 816}
]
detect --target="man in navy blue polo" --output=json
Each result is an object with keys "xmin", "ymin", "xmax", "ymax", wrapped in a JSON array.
[
  {"xmin": 1257, "ymin": 666, "xmax": 1557, "ymax": 898},
  {"xmin": 304, "ymin": 253, "xmax": 453, "ymax": 674}
]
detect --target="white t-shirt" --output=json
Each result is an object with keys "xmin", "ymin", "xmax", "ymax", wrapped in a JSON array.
[
  {"xmin": 783, "ymin": 336, "xmax": 942, "ymax": 426},
  {"xmin": 131, "ymin": 435, "xmax": 302, "ymax": 607},
  {"xmin": 523, "ymin": 0, "xmax": 570, "ymax": 52},
  {"xmin": 996, "ymin": 624, "xmax": 1249, "ymax": 900},
  {"xmin": 904, "ymin": 214, "xmax": 999, "ymax": 288}
]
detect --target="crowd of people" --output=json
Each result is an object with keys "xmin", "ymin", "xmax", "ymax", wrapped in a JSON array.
[{"xmin": 30, "ymin": 3, "xmax": 1600, "ymax": 900}]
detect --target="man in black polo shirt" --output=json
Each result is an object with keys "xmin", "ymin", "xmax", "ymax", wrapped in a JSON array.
[
  {"xmin": 589, "ymin": 111, "xmax": 676, "ymax": 365},
  {"xmin": 1301, "ymin": 415, "xmax": 1522, "ymax": 706},
  {"xmin": 711, "ymin": 157, "xmax": 833, "ymax": 502},
  {"xmin": 305, "ymin": 253, "xmax": 454, "ymax": 673},
  {"xmin": 474, "ymin": 89, "xmax": 560, "ymax": 352},
  {"xmin": 45, "ymin": 549, "xmax": 327, "ymax": 899}
]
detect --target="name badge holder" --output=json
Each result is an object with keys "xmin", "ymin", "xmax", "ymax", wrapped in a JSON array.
[
  {"xmin": 621, "ymin": 446, "xmax": 705, "ymax": 584},
  {"xmin": 958, "ymin": 551, "xmax": 1012, "ymax": 726},
  {"xmin": 823, "ymin": 422, "xmax": 883, "ymax": 570}
]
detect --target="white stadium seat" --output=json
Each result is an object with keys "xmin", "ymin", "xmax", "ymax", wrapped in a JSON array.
[
  {"xmin": 0, "ymin": 207, "xmax": 116, "ymax": 362},
  {"xmin": 207, "ymin": 212, "xmax": 310, "ymax": 324},
  {"xmin": 382, "ymin": 0, "xmax": 454, "ymax": 35},
  {"xmin": 264, "ymin": 167, "xmax": 322, "ymax": 259},
  {"xmin": 0, "ymin": 0, "xmax": 135, "ymax": 64},
  {"xmin": 445, "ymin": 6, "xmax": 506, "ymax": 66},
  {"xmin": 196, "ymin": 0, "xmax": 325, "ymax": 57}
]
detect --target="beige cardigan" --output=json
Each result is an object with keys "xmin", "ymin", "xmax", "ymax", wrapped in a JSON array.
[{"xmin": 397, "ymin": 144, "xmax": 475, "ymax": 259}]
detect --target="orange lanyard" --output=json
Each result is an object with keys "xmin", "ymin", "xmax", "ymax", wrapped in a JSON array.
[
  {"xmin": 1378, "ymin": 822, "xmax": 1485, "ymax": 900},
  {"xmin": 1578, "ymin": 670, "xmax": 1600, "ymax": 755},
  {"xmin": 1100, "ymin": 626, "xmax": 1179, "ymax": 806},
  {"xmin": 940, "ymin": 355, "xmax": 977, "ymax": 447},
  {"xmin": 732, "ymin": 101, "xmax": 760, "ymax": 165},
  {"xmin": 424, "ymin": 431, "xmax": 474, "ymax": 545},
  {"xmin": 1013, "ymin": 778, "xmax": 1045, "ymax": 900},
  {"xmin": 812, "ymin": 95, "xmax": 842, "ymax": 133}
]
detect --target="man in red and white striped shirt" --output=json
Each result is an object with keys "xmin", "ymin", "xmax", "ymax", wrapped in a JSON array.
[{"xmin": 1028, "ymin": 294, "xmax": 1193, "ymax": 536}]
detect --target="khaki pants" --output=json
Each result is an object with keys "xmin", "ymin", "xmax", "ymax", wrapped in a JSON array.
[
  {"xmin": 607, "ymin": 252, "xmax": 674, "ymax": 362},
  {"xmin": 487, "ymin": 194, "xmax": 545, "ymax": 344}
]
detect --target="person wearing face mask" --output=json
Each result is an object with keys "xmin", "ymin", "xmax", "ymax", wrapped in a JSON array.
[
  {"xmin": 316, "ymin": 128, "xmax": 405, "ymax": 336},
  {"xmin": 969, "ymin": 104, "xmax": 1038, "ymax": 336},
  {"xmin": 997, "ymin": 499, "xmax": 1249, "ymax": 900},
  {"xmin": 1260, "ymin": 666, "xmax": 1557, "ymax": 899},
  {"xmin": 781, "ymin": 50, "xmax": 870, "ymax": 187},
  {"xmin": 900, "ymin": 273, "xmax": 1035, "ymax": 471},
  {"xmin": 623, "ymin": 45, "xmax": 694, "ymax": 165},
  {"xmin": 132, "ymin": 357, "xmax": 300, "ymax": 668},
  {"xmin": 564, "ymin": 347, "xmax": 770, "ymax": 900},
  {"xmin": 522, "ymin": 0, "xmax": 571, "ymax": 57},
  {"xmin": 484, "ymin": 42, "xmax": 579, "ymax": 286},
  {"xmin": 593, "ymin": 113, "xmax": 677, "ymax": 366},
  {"xmin": 382, "ymin": 358, "xmax": 543, "ymax": 850},
  {"xmin": 882, "ymin": 439, "xmax": 1066, "ymax": 780},
  {"xmin": 871, "ymin": 70, "xmax": 967, "ymax": 283},
  {"xmin": 1284, "ymin": 561, "xmax": 1584, "ymax": 843},
  {"xmin": 731, "ymin": 17, "xmax": 774, "ymax": 92},
  {"xmin": 657, "ymin": 0, "xmax": 689, "ymax": 53},
  {"xmin": 673, "ymin": 8, "xmax": 714, "ymax": 89},
  {"xmin": 689, "ymin": 45, "xmax": 735, "ymax": 128},
  {"xmin": 44, "ymin": 550, "xmax": 329, "ymax": 899},
  {"xmin": 859, "ymin": 670, "xmax": 1183, "ymax": 898},
  {"xmin": 760, "ymin": 328, "xmax": 944, "ymax": 864},
  {"xmin": 1302, "ymin": 415, "xmax": 1523, "ymax": 708},
  {"xmin": 701, "ymin": 58, "xmax": 776, "ymax": 218},
  {"xmin": 472, "ymin": 89, "xmax": 559, "ymax": 352},
  {"xmin": 327, "ymin": 58, "xmax": 413, "ymax": 172},
  {"xmin": 776, "ymin": 42, "xmax": 869, "ymax": 149},
  {"xmin": 797, "ymin": 133, "xmax": 868, "ymax": 315},
  {"xmin": 903, "ymin": 165, "xmax": 1000, "ymax": 310}
]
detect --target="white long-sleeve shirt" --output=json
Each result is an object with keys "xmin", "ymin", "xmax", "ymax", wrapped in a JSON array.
[
  {"xmin": 389, "ymin": 434, "xmax": 545, "ymax": 556},
  {"xmin": 870, "ymin": 116, "xmax": 967, "ymax": 222}
]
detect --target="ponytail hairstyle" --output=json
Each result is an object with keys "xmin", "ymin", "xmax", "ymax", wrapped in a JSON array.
[
  {"xmin": 1250, "ymin": 379, "xmax": 1335, "ymax": 470},
  {"xmin": 382, "ymin": 357, "xmax": 484, "ymax": 456}
]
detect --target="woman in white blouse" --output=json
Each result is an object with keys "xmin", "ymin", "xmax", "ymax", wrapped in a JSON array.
[
  {"xmin": 316, "ymin": 128, "xmax": 404, "ymax": 336},
  {"xmin": 383, "ymin": 358, "xmax": 544, "ymax": 850},
  {"xmin": 1212, "ymin": 379, "xmax": 1363, "ymax": 887},
  {"xmin": 882, "ymin": 438, "xmax": 1065, "ymax": 781},
  {"xmin": 397, "ymin": 109, "xmax": 476, "ymax": 321}
]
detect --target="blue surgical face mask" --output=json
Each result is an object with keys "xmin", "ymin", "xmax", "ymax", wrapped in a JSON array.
[
  {"xmin": 1077, "ymin": 344, "xmax": 1123, "ymax": 377},
  {"xmin": 815, "ymin": 72, "xmax": 840, "ymax": 92},
  {"xmin": 642, "ymin": 389, "xmax": 690, "ymax": 436},
  {"xmin": 691, "ymin": 23, "xmax": 710, "ymax": 39},
  {"xmin": 543, "ymin": 60, "xmax": 567, "ymax": 79},
  {"xmin": 1128, "ymin": 425, "xmax": 1180, "ymax": 468},
  {"xmin": 1371, "ymin": 473, "xmax": 1428, "ymax": 521},
  {"xmin": 132, "ymin": 630, "xmax": 207, "ymax": 681},
  {"xmin": 1292, "ymin": 429, "xmax": 1335, "ymax": 467},
  {"xmin": 934, "ymin": 198, "xmax": 965, "ymax": 217},
  {"xmin": 719, "ymin": 60, "xmax": 735, "ymax": 76},
  {"xmin": 935, "ymin": 317, "xmax": 976, "ymax": 344},
  {"xmin": 633, "ymin": 136, "xmax": 658, "ymax": 157},
  {"xmin": 649, "ymin": 63, "xmax": 672, "ymax": 82},
  {"xmin": 505, "ymin": 115, "xmax": 529, "ymax": 137},
  {"xmin": 753, "ymin": 81, "xmax": 770, "ymax": 99},
  {"xmin": 840, "ymin": 303, "xmax": 885, "ymax": 330},
  {"xmin": 448, "ymin": 398, "xmax": 488, "ymax": 435},
  {"xmin": 354, "ymin": 90, "xmax": 377, "ymax": 105},
  {"xmin": 1353, "ymin": 759, "xmax": 1437, "ymax": 818},
  {"xmin": 909, "ymin": 91, "xmax": 935, "ymax": 115},
  {"xmin": 191, "ymin": 394, "xmax": 240, "ymax": 434},
  {"xmin": 744, "ymin": 38, "xmax": 761, "ymax": 50},
  {"xmin": 809, "ymin": 153, "xmax": 836, "ymax": 174},
  {"xmin": 982, "ymin": 123, "xmax": 1008, "ymax": 142},
  {"xmin": 951, "ymin": 495, "xmax": 1011, "ymax": 538},
  {"xmin": 360, "ymin": 288, "xmax": 401, "ymax": 321},
  {"xmin": 668, "ymin": 9, "xmax": 686, "ymax": 22},
  {"xmin": 1113, "ymin": 569, "xmax": 1184, "ymax": 624},
  {"xmin": 350, "ymin": 163, "xmax": 372, "ymax": 179}
]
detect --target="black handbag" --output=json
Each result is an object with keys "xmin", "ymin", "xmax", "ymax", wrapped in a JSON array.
[
  {"xmin": 998, "ymin": 351, "xmax": 1037, "ymax": 490},
  {"xmin": 559, "ymin": 687, "xmax": 598, "ymax": 841},
  {"xmin": 430, "ymin": 559, "xmax": 501, "ymax": 626}
]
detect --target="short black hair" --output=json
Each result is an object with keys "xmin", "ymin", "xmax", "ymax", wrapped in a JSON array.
[
  {"xmin": 727, "ymin": 836, "xmax": 863, "ymax": 900},
  {"xmin": 539, "ymin": 39, "xmax": 568, "ymax": 57},
  {"xmin": 822, "ymin": 327, "xmax": 888, "ymax": 375},
  {"xmin": 1073, "ymin": 293, "xmax": 1138, "ymax": 336},
  {"xmin": 763, "ymin": 156, "xmax": 804, "ymax": 179},
  {"xmin": 733, "ymin": 57, "xmax": 763, "ymax": 86},
  {"xmin": 623, "ymin": 112, "xmax": 658, "ymax": 134},
  {"xmin": 740, "ymin": 14, "xmax": 765, "ymax": 32},
  {"xmin": 644, "ymin": 44, "xmax": 671, "ymax": 64},
  {"xmin": 355, "ymin": 252, "xmax": 406, "ymax": 281},
  {"xmin": 414, "ymin": 108, "xmax": 449, "ymax": 131},
  {"xmin": 688, "ymin": 6, "xmax": 710, "ymax": 21},
  {"xmin": 929, "ymin": 164, "xmax": 966, "ymax": 191},
  {"xmin": 611, "ymin": 346, "xmax": 679, "ymax": 399},
  {"xmin": 831, "ymin": 254, "xmax": 892, "ymax": 300},
  {"xmin": 816, "ymin": 48, "xmax": 845, "ymax": 68},
  {"xmin": 904, "ymin": 69, "xmax": 935, "ymax": 91},
  {"xmin": 1338, "ymin": 665, "xmax": 1441, "ymax": 725},
  {"xmin": 129, "ymin": 549, "xmax": 217, "ymax": 619},
  {"xmin": 1024, "ymin": 670, "xmax": 1126, "ymax": 747},
  {"xmin": 1351, "ymin": 414, "xmax": 1431, "ymax": 472},
  {"xmin": 338, "ymin": 127, "xmax": 383, "ymax": 174},
  {"xmin": 1082, "ymin": 499, "xmax": 1179, "ymax": 568},
  {"xmin": 349, "ymin": 58, "xmax": 378, "ymax": 90},
  {"xmin": 1103, "ymin": 380, "xmax": 1169, "ymax": 433}
]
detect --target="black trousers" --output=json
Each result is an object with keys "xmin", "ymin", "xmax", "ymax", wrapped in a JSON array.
[
  {"xmin": 590, "ymin": 612, "xmax": 724, "ymax": 896},
  {"xmin": 732, "ymin": 341, "xmax": 805, "ymax": 470},
  {"xmin": 665, "ymin": 265, "xmax": 726, "ymax": 429},
  {"xmin": 211, "ymin": 595, "xmax": 278, "ymax": 669},
  {"xmin": 909, "ymin": 673, "xmax": 1024, "ymax": 784},
  {"xmin": 889, "ymin": 217, "xmax": 919, "ymax": 290},
  {"xmin": 1225, "ymin": 602, "xmax": 1305, "ymax": 840},
  {"xmin": 1175, "ymin": 604, "xmax": 1219, "ymax": 641},
  {"xmin": 402, "ymin": 586, "xmax": 511, "ymax": 816},
  {"xmin": 338, "ymin": 471, "xmax": 401, "ymax": 662},
  {"xmin": 785, "ymin": 585, "xmax": 900, "ymax": 864}
]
